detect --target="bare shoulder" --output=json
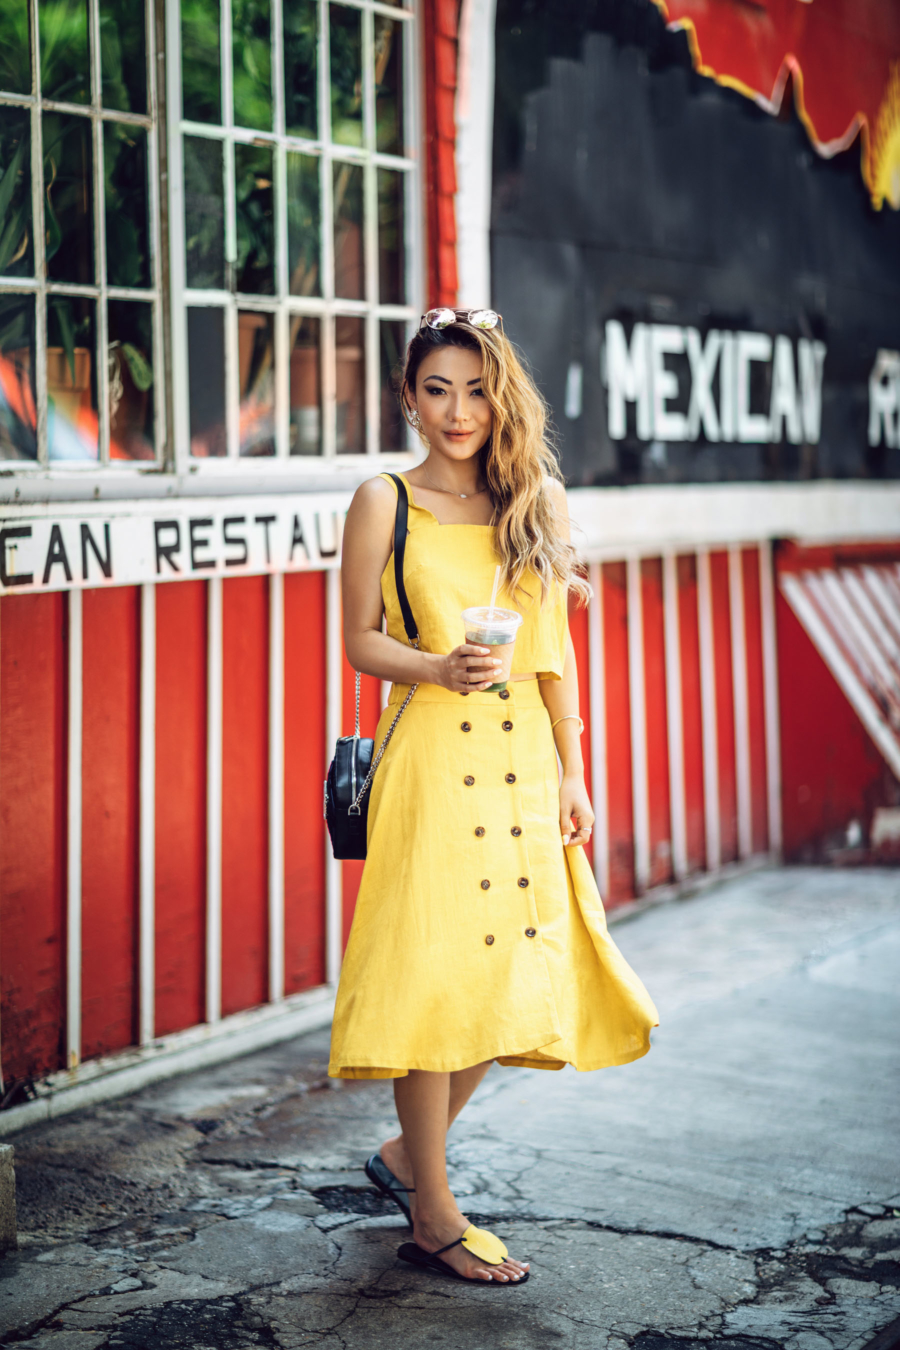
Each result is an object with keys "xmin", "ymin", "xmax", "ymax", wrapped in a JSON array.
[
  {"xmin": 543, "ymin": 475, "xmax": 569, "ymax": 516},
  {"xmin": 343, "ymin": 475, "xmax": 397, "ymax": 560}
]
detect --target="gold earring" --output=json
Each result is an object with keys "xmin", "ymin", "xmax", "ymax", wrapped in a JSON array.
[{"xmin": 411, "ymin": 411, "xmax": 422, "ymax": 430}]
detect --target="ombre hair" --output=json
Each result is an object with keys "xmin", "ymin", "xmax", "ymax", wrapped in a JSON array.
[{"xmin": 399, "ymin": 317, "xmax": 590, "ymax": 607}]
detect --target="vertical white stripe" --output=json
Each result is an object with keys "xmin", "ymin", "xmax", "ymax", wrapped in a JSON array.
[
  {"xmin": 206, "ymin": 577, "xmax": 223, "ymax": 1023},
  {"xmin": 696, "ymin": 548, "xmax": 721, "ymax": 872},
  {"xmin": 662, "ymin": 551, "xmax": 688, "ymax": 881},
  {"xmin": 758, "ymin": 541, "xmax": 782, "ymax": 859},
  {"xmin": 627, "ymin": 556, "xmax": 650, "ymax": 894},
  {"xmin": 268, "ymin": 572, "xmax": 285, "ymax": 1003},
  {"xmin": 729, "ymin": 546, "xmax": 753, "ymax": 859},
  {"xmin": 165, "ymin": 0, "xmax": 190, "ymax": 468},
  {"xmin": 325, "ymin": 568, "xmax": 343, "ymax": 985},
  {"xmin": 587, "ymin": 563, "xmax": 609, "ymax": 899},
  {"xmin": 139, "ymin": 584, "xmax": 156, "ymax": 1046},
  {"xmin": 67, "ymin": 590, "xmax": 83, "ymax": 1070}
]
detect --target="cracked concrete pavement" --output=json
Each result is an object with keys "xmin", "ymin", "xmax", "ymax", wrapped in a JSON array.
[{"xmin": 2, "ymin": 866, "xmax": 899, "ymax": 1350}]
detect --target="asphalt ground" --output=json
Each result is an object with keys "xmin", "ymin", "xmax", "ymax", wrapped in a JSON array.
[{"xmin": 3, "ymin": 866, "xmax": 899, "ymax": 1350}]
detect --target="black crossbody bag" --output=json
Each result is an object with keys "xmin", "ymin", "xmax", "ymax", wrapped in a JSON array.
[{"xmin": 324, "ymin": 474, "xmax": 419, "ymax": 860}]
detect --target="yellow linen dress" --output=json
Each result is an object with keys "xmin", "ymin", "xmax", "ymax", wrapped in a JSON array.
[{"xmin": 328, "ymin": 474, "xmax": 658, "ymax": 1079}]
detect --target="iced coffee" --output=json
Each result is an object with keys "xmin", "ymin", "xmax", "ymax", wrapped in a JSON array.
[{"xmin": 461, "ymin": 607, "xmax": 524, "ymax": 692}]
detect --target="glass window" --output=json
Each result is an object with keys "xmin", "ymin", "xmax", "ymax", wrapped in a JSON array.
[
  {"xmin": 0, "ymin": 294, "xmax": 37, "ymax": 460},
  {"xmin": 177, "ymin": 0, "xmax": 419, "ymax": 463},
  {"xmin": 0, "ymin": 0, "xmax": 161, "ymax": 464},
  {"xmin": 289, "ymin": 316, "xmax": 321, "ymax": 455},
  {"xmin": 188, "ymin": 308, "xmax": 226, "ymax": 457}
]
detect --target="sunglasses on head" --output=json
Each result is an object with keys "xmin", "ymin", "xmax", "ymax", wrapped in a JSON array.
[{"xmin": 420, "ymin": 307, "xmax": 503, "ymax": 333}]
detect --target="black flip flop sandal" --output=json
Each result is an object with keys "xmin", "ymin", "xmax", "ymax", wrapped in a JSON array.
[
  {"xmin": 397, "ymin": 1223, "xmax": 530, "ymax": 1286},
  {"xmin": 364, "ymin": 1152, "xmax": 414, "ymax": 1226}
]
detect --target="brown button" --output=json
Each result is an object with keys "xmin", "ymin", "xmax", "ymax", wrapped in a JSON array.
[
  {"xmin": 518, "ymin": 877, "xmax": 529, "ymax": 888},
  {"xmin": 511, "ymin": 826, "xmax": 522, "ymax": 837},
  {"xmin": 475, "ymin": 826, "xmax": 485, "ymax": 837},
  {"xmin": 499, "ymin": 689, "xmax": 511, "ymax": 700},
  {"xmin": 502, "ymin": 720, "xmax": 513, "ymax": 731},
  {"xmin": 461, "ymin": 722, "xmax": 471, "ymax": 732},
  {"xmin": 464, "ymin": 775, "xmax": 475, "ymax": 786},
  {"xmin": 481, "ymin": 879, "xmax": 491, "ymax": 890},
  {"xmin": 525, "ymin": 928, "xmax": 536, "ymax": 938},
  {"xmin": 485, "ymin": 934, "xmax": 495, "ymax": 945},
  {"xmin": 505, "ymin": 773, "xmax": 516, "ymax": 784}
]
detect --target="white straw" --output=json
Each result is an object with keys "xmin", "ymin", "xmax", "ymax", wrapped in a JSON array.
[{"xmin": 488, "ymin": 564, "xmax": 501, "ymax": 619}]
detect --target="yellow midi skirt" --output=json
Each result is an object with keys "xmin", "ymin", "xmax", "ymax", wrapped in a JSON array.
[{"xmin": 328, "ymin": 679, "xmax": 658, "ymax": 1079}]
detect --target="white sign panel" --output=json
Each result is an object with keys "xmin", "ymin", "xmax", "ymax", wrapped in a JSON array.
[{"xmin": 0, "ymin": 493, "xmax": 353, "ymax": 596}]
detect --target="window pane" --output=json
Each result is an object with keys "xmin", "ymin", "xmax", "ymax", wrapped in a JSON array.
[
  {"xmin": 287, "ymin": 152, "xmax": 320, "ymax": 297},
  {"xmin": 284, "ymin": 0, "xmax": 317, "ymax": 139},
  {"xmin": 43, "ymin": 114, "xmax": 94, "ymax": 285},
  {"xmin": 108, "ymin": 301, "xmax": 154, "ymax": 460},
  {"xmin": 380, "ymin": 320, "xmax": 405, "ymax": 452},
  {"xmin": 0, "ymin": 107, "xmax": 32, "ymax": 278},
  {"xmin": 333, "ymin": 161, "xmax": 363, "ymax": 299},
  {"xmin": 105, "ymin": 124, "xmax": 150, "ymax": 288},
  {"xmin": 47, "ymin": 296, "xmax": 98, "ymax": 460},
  {"xmin": 0, "ymin": 294, "xmax": 37, "ymax": 460},
  {"xmin": 238, "ymin": 310, "xmax": 274, "ymax": 456},
  {"xmin": 377, "ymin": 169, "xmax": 404, "ymax": 304},
  {"xmin": 188, "ymin": 307, "xmax": 225, "ymax": 456},
  {"xmin": 289, "ymin": 316, "xmax": 320, "ymax": 455},
  {"xmin": 374, "ymin": 17, "xmax": 402, "ymax": 155},
  {"xmin": 182, "ymin": 0, "xmax": 221, "ymax": 124},
  {"xmin": 184, "ymin": 135, "xmax": 224, "ymax": 288},
  {"xmin": 100, "ymin": 0, "xmax": 147, "ymax": 113},
  {"xmin": 40, "ymin": 0, "xmax": 90, "ymax": 104},
  {"xmin": 235, "ymin": 143, "xmax": 274, "ymax": 294},
  {"xmin": 232, "ymin": 0, "xmax": 272, "ymax": 131},
  {"xmin": 0, "ymin": 0, "xmax": 31, "ymax": 95},
  {"xmin": 335, "ymin": 314, "xmax": 364, "ymax": 454},
  {"xmin": 329, "ymin": 4, "xmax": 362, "ymax": 147}
]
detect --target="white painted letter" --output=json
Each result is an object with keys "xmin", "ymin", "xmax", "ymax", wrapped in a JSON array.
[
  {"xmin": 768, "ymin": 335, "xmax": 802, "ymax": 444},
  {"xmin": 606, "ymin": 320, "xmax": 652, "ymax": 440},
  {"xmin": 686, "ymin": 328, "xmax": 722, "ymax": 441},
  {"xmin": 867, "ymin": 349, "xmax": 900, "ymax": 449},
  {"xmin": 649, "ymin": 325, "xmax": 688, "ymax": 441},
  {"xmin": 736, "ymin": 331, "xmax": 772, "ymax": 443},
  {"xmin": 798, "ymin": 338, "xmax": 827, "ymax": 444},
  {"xmin": 719, "ymin": 332, "xmax": 736, "ymax": 442}
]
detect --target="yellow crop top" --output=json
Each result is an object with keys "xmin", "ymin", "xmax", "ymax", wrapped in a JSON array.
[{"xmin": 378, "ymin": 473, "xmax": 568, "ymax": 681}]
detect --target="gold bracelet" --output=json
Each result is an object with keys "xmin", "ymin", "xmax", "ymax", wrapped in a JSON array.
[{"xmin": 551, "ymin": 714, "xmax": 584, "ymax": 734}]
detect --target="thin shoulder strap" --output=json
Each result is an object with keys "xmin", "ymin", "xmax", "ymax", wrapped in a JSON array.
[{"xmin": 386, "ymin": 473, "xmax": 418, "ymax": 646}]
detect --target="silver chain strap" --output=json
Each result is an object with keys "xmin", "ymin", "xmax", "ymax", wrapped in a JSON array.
[{"xmin": 348, "ymin": 638, "xmax": 419, "ymax": 815}]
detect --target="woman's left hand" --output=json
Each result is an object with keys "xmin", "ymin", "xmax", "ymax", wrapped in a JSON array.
[{"xmin": 559, "ymin": 773, "xmax": 595, "ymax": 847}]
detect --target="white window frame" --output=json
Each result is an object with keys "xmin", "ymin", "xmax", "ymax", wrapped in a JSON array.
[
  {"xmin": 166, "ymin": 0, "xmax": 423, "ymax": 474},
  {"xmin": 0, "ymin": 0, "xmax": 165, "ymax": 468}
]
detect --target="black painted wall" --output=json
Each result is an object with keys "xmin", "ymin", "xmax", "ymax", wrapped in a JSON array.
[{"xmin": 491, "ymin": 0, "xmax": 900, "ymax": 486}]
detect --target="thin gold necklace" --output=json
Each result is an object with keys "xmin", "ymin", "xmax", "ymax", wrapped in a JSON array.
[{"xmin": 421, "ymin": 468, "xmax": 487, "ymax": 500}]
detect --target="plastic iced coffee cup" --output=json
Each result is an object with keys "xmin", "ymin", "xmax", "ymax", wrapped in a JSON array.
[{"xmin": 461, "ymin": 607, "xmax": 524, "ymax": 692}]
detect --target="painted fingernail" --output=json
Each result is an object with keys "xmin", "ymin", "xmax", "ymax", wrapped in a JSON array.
[{"xmin": 562, "ymin": 834, "xmax": 570, "ymax": 844}]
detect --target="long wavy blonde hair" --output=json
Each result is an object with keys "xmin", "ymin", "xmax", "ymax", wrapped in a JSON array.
[{"xmin": 399, "ymin": 318, "xmax": 590, "ymax": 606}]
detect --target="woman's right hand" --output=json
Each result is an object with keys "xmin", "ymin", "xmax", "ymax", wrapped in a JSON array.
[{"xmin": 433, "ymin": 644, "xmax": 502, "ymax": 693}]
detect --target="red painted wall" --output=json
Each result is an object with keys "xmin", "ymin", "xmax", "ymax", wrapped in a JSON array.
[
  {"xmin": 221, "ymin": 576, "xmax": 269, "ymax": 1015},
  {"xmin": 742, "ymin": 549, "xmax": 769, "ymax": 855},
  {"xmin": 422, "ymin": 0, "xmax": 459, "ymax": 306},
  {"xmin": 0, "ymin": 594, "xmax": 67, "ymax": 1084},
  {"xmin": 155, "ymin": 581, "xmax": 207, "ymax": 1037},
  {"xmin": 677, "ymin": 554, "xmax": 707, "ymax": 873},
  {"xmin": 603, "ymin": 563, "xmax": 635, "ymax": 904},
  {"xmin": 710, "ymin": 551, "xmax": 738, "ymax": 864},
  {"xmin": 643, "ymin": 560, "xmax": 673, "ymax": 889},
  {"xmin": 284, "ymin": 572, "xmax": 327, "ymax": 993},
  {"xmin": 81, "ymin": 587, "xmax": 140, "ymax": 1060}
]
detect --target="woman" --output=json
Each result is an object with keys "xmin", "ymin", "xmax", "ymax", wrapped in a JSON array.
[{"xmin": 331, "ymin": 309, "xmax": 658, "ymax": 1286}]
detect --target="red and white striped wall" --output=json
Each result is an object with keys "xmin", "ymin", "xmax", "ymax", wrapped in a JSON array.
[{"xmin": 2, "ymin": 508, "xmax": 900, "ymax": 1130}]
